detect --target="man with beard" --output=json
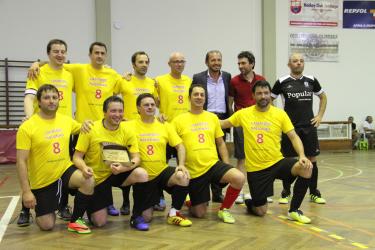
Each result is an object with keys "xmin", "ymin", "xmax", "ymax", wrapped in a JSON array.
[
  {"xmin": 271, "ymin": 53, "xmax": 327, "ymax": 205},
  {"xmin": 220, "ymin": 80, "xmax": 313, "ymax": 223},
  {"xmin": 17, "ymin": 84, "xmax": 95, "ymax": 234},
  {"xmin": 229, "ymin": 51, "xmax": 266, "ymax": 204},
  {"xmin": 192, "ymin": 50, "xmax": 232, "ymax": 203}
]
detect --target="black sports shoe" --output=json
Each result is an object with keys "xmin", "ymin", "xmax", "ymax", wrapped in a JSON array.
[
  {"xmin": 57, "ymin": 205, "xmax": 72, "ymax": 221},
  {"xmin": 120, "ymin": 204, "xmax": 130, "ymax": 215},
  {"xmin": 17, "ymin": 210, "xmax": 31, "ymax": 227}
]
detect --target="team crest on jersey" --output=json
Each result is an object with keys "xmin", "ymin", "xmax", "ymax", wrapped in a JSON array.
[
  {"xmin": 287, "ymin": 85, "xmax": 293, "ymax": 89},
  {"xmin": 290, "ymin": 0, "xmax": 302, "ymax": 14},
  {"xmin": 304, "ymin": 81, "xmax": 309, "ymax": 87}
]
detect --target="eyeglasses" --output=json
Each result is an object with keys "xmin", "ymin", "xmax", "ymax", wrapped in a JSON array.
[{"xmin": 171, "ymin": 60, "xmax": 186, "ymax": 64}]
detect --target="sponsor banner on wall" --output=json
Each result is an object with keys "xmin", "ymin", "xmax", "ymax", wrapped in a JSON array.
[
  {"xmin": 289, "ymin": 33, "xmax": 339, "ymax": 62},
  {"xmin": 289, "ymin": 0, "xmax": 340, "ymax": 27},
  {"xmin": 343, "ymin": 1, "xmax": 375, "ymax": 29}
]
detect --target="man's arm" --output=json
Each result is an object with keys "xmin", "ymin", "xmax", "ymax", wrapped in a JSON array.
[
  {"xmin": 23, "ymin": 94, "xmax": 35, "ymax": 119},
  {"xmin": 216, "ymin": 137, "xmax": 230, "ymax": 164},
  {"xmin": 228, "ymin": 96, "xmax": 234, "ymax": 115},
  {"xmin": 286, "ymin": 130, "xmax": 312, "ymax": 168},
  {"xmin": 16, "ymin": 149, "xmax": 36, "ymax": 208},
  {"xmin": 73, "ymin": 150, "xmax": 94, "ymax": 179},
  {"xmin": 220, "ymin": 119, "xmax": 234, "ymax": 130},
  {"xmin": 311, "ymin": 92, "xmax": 327, "ymax": 127},
  {"xmin": 175, "ymin": 143, "xmax": 190, "ymax": 178}
]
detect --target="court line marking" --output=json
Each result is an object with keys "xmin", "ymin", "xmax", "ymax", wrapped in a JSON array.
[{"xmin": 0, "ymin": 195, "xmax": 20, "ymax": 243}]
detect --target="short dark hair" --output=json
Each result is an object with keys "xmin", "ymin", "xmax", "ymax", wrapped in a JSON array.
[
  {"xmin": 89, "ymin": 42, "xmax": 107, "ymax": 54},
  {"xmin": 131, "ymin": 51, "xmax": 149, "ymax": 64},
  {"xmin": 103, "ymin": 95, "xmax": 124, "ymax": 112},
  {"xmin": 47, "ymin": 39, "xmax": 67, "ymax": 54},
  {"xmin": 205, "ymin": 50, "xmax": 221, "ymax": 63},
  {"xmin": 252, "ymin": 80, "xmax": 271, "ymax": 93},
  {"xmin": 136, "ymin": 93, "xmax": 155, "ymax": 107},
  {"xmin": 189, "ymin": 84, "xmax": 206, "ymax": 97},
  {"xmin": 238, "ymin": 51, "xmax": 255, "ymax": 69},
  {"xmin": 36, "ymin": 84, "xmax": 59, "ymax": 101}
]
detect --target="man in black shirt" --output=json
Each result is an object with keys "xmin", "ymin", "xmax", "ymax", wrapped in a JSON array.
[{"xmin": 271, "ymin": 53, "xmax": 327, "ymax": 205}]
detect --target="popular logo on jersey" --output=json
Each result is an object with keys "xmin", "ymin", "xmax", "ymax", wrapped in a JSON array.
[{"xmin": 290, "ymin": 0, "xmax": 302, "ymax": 14}]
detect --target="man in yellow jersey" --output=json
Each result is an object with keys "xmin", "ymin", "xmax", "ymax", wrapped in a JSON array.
[
  {"xmin": 220, "ymin": 80, "xmax": 313, "ymax": 224},
  {"xmin": 19, "ymin": 39, "xmax": 75, "ymax": 226},
  {"xmin": 73, "ymin": 96, "xmax": 150, "ymax": 231},
  {"xmin": 172, "ymin": 84, "xmax": 245, "ymax": 224},
  {"xmin": 16, "ymin": 84, "xmax": 95, "ymax": 234},
  {"xmin": 129, "ymin": 93, "xmax": 191, "ymax": 227},
  {"xmin": 116, "ymin": 51, "xmax": 158, "ymax": 216},
  {"xmin": 154, "ymin": 52, "xmax": 192, "ymax": 209}
]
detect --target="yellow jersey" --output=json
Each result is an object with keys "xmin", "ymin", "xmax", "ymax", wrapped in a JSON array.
[
  {"xmin": 75, "ymin": 120, "xmax": 139, "ymax": 185},
  {"xmin": 16, "ymin": 113, "xmax": 80, "ymax": 189},
  {"xmin": 173, "ymin": 111, "xmax": 223, "ymax": 178},
  {"xmin": 229, "ymin": 105, "xmax": 294, "ymax": 172},
  {"xmin": 25, "ymin": 64, "xmax": 74, "ymax": 116},
  {"xmin": 119, "ymin": 75, "xmax": 158, "ymax": 120},
  {"xmin": 130, "ymin": 118, "xmax": 181, "ymax": 180},
  {"xmin": 155, "ymin": 74, "xmax": 191, "ymax": 121},
  {"xmin": 64, "ymin": 64, "xmax": 122, "ymax": 122}
]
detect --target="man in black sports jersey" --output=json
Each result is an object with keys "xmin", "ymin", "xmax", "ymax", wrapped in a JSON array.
[{"xmin": 271, "ymin": 53, "xmax": 327, "ymax": 205}]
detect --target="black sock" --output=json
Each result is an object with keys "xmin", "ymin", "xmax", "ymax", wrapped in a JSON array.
[
  {"xmin": 290, "ymin": 176, "xmax": 310, "ymax": 212},
  {"xmin": 171, "ymin": 185, "xmax": 189, "ymax": 210},
  {"xmin": 121, "ymin": 186, "xmax": 130, "ymax": 206},
  {"xmin": 132, "ymin": 183, "xmax": 148, "ymax": 217},
  {"xmin": 21, "ymin": 202, "xmax": 30, "ymax": 213},
  {"xmin": 58, "ymin": 188, "xmax": 69, "ymax": 211},
  {"xmin": 309, "ymin": 162, "xmax": 318, "ymax": 195},
  {"xmin": 70, "ymin": 191, "xmax": 92, "ymax": 222}
]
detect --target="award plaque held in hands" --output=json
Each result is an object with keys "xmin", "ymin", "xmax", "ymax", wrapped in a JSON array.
[{"xmin": 102, "ymin": 144, "xmax": 131, "ymax": 167}]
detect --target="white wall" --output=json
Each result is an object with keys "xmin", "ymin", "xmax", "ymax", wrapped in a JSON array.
[
  {"xmin": 111, "ymin": 0, "xmax": 262, "ymax": 78},
  {"xmin": 275, "ymin": 0, "xmax": 375, "ymax": 124},
  {"xmin": 0, "ymin": 0, "xmax": 96, "ymax": 63}
]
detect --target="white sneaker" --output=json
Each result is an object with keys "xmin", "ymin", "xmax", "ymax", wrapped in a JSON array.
[
  {"xmin": 267, "ymin": 197, "xmax": 273, "ymax": 203},
  {"xmin": 235, "ymin": 193, "xmax": 244, "ymax": 204}
]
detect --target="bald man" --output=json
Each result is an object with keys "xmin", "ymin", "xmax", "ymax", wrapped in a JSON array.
[{"xmin": 271, "ymin": 53, "xmax": 327, "ymax": 205}]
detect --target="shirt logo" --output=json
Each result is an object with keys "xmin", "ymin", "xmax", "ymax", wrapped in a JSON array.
[
  {"xmin": 304, "ymin": 81, "xmax": 309, "ymax": 87},
  {"xmin": 287, "ymin": 85, "xmax": 293, "ymax": 89}
]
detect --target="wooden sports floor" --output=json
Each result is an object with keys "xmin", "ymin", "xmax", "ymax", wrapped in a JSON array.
[{"xmin": 0, "ymin": 151, "xmax": 374, "ymax": 250}]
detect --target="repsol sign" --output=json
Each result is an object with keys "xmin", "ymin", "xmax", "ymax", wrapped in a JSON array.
[{"xmin": 344, "ymin": 9, "xmax": 367, "ymax": 14}]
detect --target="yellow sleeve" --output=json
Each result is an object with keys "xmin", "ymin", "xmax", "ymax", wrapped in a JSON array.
[
  {"xmin": 71, "ymin": 119, "xmax": 82, "ymax": 135},
  {"xmin": 75, "ymin": 131, "xmax": 91, "ymax": 153},
  {"xmin": 16, "ymin": 124, "xmax": 31, "ymax": 150},
  {"xmin": 166, "ymin": 122, "xmax": 182, "ymax": 147}
]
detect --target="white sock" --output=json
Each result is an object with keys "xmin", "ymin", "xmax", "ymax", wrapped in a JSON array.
[{"xmin": 169, "ymin": 208, "xmax": 177, "ymax": 217}]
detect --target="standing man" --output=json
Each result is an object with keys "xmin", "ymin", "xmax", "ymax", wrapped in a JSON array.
[
  {"xmin": 192, "ymin": 50, "xmax": 231, "ymax": 203},
  {"xmin": 19, "ymin": 39, "xmax": 75, "ymax": 226},
  {"xmin": 114, "ymin": 51, "xmax": 158, "ymax": 216},
  {"xmin": 17, "ymin": 84, "xmax": 95, "ymax": 234},
  {"xmin": 155, "ymin": 52, "xmax": 192, "ymax": 210},
  {"xmin": 229, "ymin": 51, "xmax": 265, "ymax": 204},
  {"xmin": 221, "ymin": 80, "xmax": 313, "ymax": 224},
  {"xmin": 73, "ymin": 96, "xmax": 150, "ymax": 231},
  {"xmin": 129, "ymin": 93, "xmax": 192, "ymax": 227},
  {"xmin": 173, "ymin": 84, "xmax": 245, "ymax": 224},
  {"xmin": 271, "ymin": 53, "xmax": 327, "ymax": 205}
]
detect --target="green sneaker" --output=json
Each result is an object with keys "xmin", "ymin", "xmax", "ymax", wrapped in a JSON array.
[
  {"xmin": 278, "ymin": 196, "xmax": 289, "ymax": 204},
  {"xmin": 288, "ymin": 210, "xmax": 311, "ymax": 224},
  {"xmin": 68, "ymin": 218, "xmax": 91, "ymax": 234},
  {"xmin": 310, "ymin": 194, "xmax": 326, "ymax": 204},
  {"xmin": 218, "ymin": 209, "xmax": 235, "ymax": 224}
]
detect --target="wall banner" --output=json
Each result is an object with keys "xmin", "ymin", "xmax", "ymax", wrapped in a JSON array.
[
  {"xmin": 289, "ymin": 0, "xmax": 340, "ymax": 27},
  {"xmin": 343, "ymin": 1, "xmax": 375, "ymax": 29},
  {"xmin": 289, "ymin": 33, "xmax": 339, "ymax": 62}
]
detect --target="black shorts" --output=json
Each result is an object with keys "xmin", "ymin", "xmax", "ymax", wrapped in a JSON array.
[
  {"xmin": 189, "ymin": 161, "xmax": 233, "ymax": 206},
  {"xmin": 87, "ymin": 169, "xmax": 134, "ymax": 214},
  {"xmin": 247, "ymin": 158, "xmax": 297, "ymax": 207},
  {"xmin": 281, "ymin": 126, "xmax": 320, "ymax": 157},
  {"xmin": 142, "ymin": 167, "xmax": 175, "ymax": 210},
  {"xmin": 32, "ymin": 166, "xmax": 77, "ymax": 217},
  {"xmin": 233, "ymin": 126, "xmax": 245, "ymax": 159},
  {"xmin": 166, "ymin": 144, "xmax": 178, "ymax": 161}
]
